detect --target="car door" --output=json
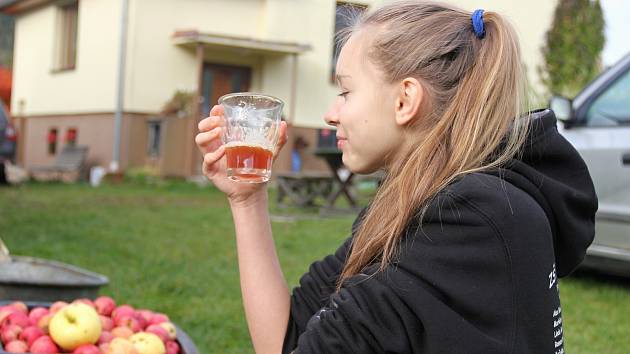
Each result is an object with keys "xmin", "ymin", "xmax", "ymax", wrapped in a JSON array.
[{"xmin": 559, "ymin": 66, "xmax": 630, "ymax": 262}]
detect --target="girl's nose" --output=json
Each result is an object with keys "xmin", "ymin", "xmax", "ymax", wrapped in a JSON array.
[{"xmin": 323, "ymin": 101, "xmax": 340, "ymax": 127}]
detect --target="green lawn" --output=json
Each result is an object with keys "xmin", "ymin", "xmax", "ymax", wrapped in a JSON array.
[{"xmin": 1, "ymin": 181, "xmax": 628, "ymax": 353}]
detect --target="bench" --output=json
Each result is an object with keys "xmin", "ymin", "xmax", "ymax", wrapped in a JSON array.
[
  {"xmin": 275, "ymin": 171, "xmax": 334, "ymax": 207},
  {"xmin": 30, "ymin": 145, "xmax": 89, "ymax": 183}
]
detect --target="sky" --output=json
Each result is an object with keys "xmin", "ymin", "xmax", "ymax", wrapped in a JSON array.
[{"xmin": 601, "ymin": 0, "xmax": 630, "ymax": 67}]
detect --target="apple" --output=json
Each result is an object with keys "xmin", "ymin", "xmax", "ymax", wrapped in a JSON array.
[
  {"xmin": 0, "ymin": 306, "xmax": 18, "ymax": 325},
  {"xmin": 145, "ymin": 324, "xmax": 169, "ymax": 343},
  {"xmin": 99, "ymin": 342, "xmax": 111, "ymax": 353},
  {"xmin": 133, "ymin": 312, "xmax": 148, "ymax": 330},
  {"xmin": 72, "ymin": 343, "xmax": 101, "ymax": 354},
  {"xmin": 37, "ymin": 313, "xmax": 53, "ymax": 334},
  {"xmin": 94, "ymin": 296, "xmax": 116, "ymax": 316},
  {"xmin": 18, "ymin": 325, "xmax": 44, "ymax": 347},
  {"xmin": 49, "ymin": 302, "xmax": 102, "ymax": 351},
  {"xmin": 4, "ymin": 339, "xmax": 28, "ymax": 353},
  {"xmin": 112, "ymin": 305, "xmax": 135, "ymax": 323},
  {"xmin": 28, "ymin": 307, "xmax": 50, "ymax": 326},
  {"xmin": 165, "ymin": 340, "xmax": 180, "ymax": 354},
  {"xmin": 130, "ymin": 332, "xmax": 166, "ymax": 354},
  {"xmin": 105, "ymin": 337, "xmax": 138, "ymax": 354},
  {"xmin": 112, "ymin": 326, "xmax": 134, "ymax": 339},
  {"xmin": 100, "ymin": 315, "xmax": 115, "ymax": 331},
  {"xmin": 148, "ymin": 314, "xmax": 169, "ymax": 326},
  {"xmin": 116, "ymin": 315, "xmax": 142, "ymax": 332},
  {"xmin": 49, "ymin": 301, "xmax": 69, "ymax": 314},
  {"xmin": 29, "ymin": 335, "xmax": 60, "ymax": 353},
  {"xmin": 72, "ymin": 299, "xmax": 96, "ymax": 310},
  {"xmin": 158, "ymin": 322, "xmax": 177, "ymax": 341},
  {"xmin": 136, "ymin": 310, "xmax": 154, "ymax": 325},
  {"xmin": 4, "ymin": 311, "xmax": 30, "ymax": 328},
  {"xmin": 9, "ymin": 302, "xmax": 28, "ymax": 315},
  {"xmin": 1, "ymin": 324, "xmax": 22, "ymax": 343},
  {"xmin": 98, "ymin": 331, "xmax": 114, "ymax": 345}
]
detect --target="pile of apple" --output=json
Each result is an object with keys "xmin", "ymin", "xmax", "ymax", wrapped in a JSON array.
[{"xmin": 0, "ymin": 297, "xmax": 181, "ymax": 354}]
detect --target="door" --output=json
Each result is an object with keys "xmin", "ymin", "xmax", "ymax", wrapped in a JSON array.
[
  {"xmin": 196, "ymin": 64, "xmax": 251, "ymax": 174},
  {"xmin": 559, "ymin": 68, "xmax": 630, "ymax": 258},
  {"xmin": 200, "ymin": 63, "xmax": 251, "ymax": 118}
]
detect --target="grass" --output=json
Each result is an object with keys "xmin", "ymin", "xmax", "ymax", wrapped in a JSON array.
[{"xmin": 1, "ymin": 181, "xmax": 629, "ymax": 353}]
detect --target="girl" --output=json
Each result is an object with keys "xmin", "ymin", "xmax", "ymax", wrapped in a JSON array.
[{"xmin": 195, "ymin": 1, "xmax": 597, "ymax": 353}]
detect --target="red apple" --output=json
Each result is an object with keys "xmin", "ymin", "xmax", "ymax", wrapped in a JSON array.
[
  {"xmin": 165, "ymin": 340, "xmax": 180, "ymax": 354},
  {"xmin": 112, "ymin": 326, "xmax": 134, "ymax": 339},
  {"xmin": 37, "ymin": 313, "xmax": 53, "ymax": 334},
  {"xmin": 112, "ymin": 305, "xmax": 135, "ymax": 323},
  {"xmin": 18, "ymin": 325, "xmax": 44, "ymax": 347},
  {"xmin": 133, "ymin": 312, "xmax": 148, "ymax": 330},
  {"xmin": 49, "ymin": 301, "xmax": 69, "ymax": 314},
  {"xmin": 0, "ymin": 306, "xmax": 18, "ymax": 325},
  {"xmin": 158, "ymin": 322, "xmax": 176, "ymax": 341},
  {"xmin": 1, "ymin": 324, "xmax": 22, "ymax": 343},
  {"xmin": 29, "ymin": 335, "xmax": 60, "ymax": 353},
  {"xmin": 148, "ymin": 313, "xmax": 169, "ymax": 325},
  {"xmin": 98, "ymin": 331, "xmax": 114, "ymax": 345},
  {"xmin": 9, "ymin": 302, "xmax": 28, "ymax": 315},
  {"xmin": 28, "ymin": 307, "xmax": 50, "ymax": 326},
  {"xmin": 73, "ymin": 298, "xmax": 96, "ymax": 309},
  {"xmin": 100, "ymin": 315, "xmax": 114, "ymax": 331},
  {"xmin": 145, "ymin": 324, "xmax": 169, "ymax": 343},
  {"xmin": 4, "ymin": 339, "xmax": 28, "ymax": 353},
  {"xmin": 4, "ymin": 311, "xmax": 30, "ymax": 328},
  {"xmin": 94, "ymin": 296, "xmax": 116, "ymax": 316},
  {"xmin": 116, "ymin": 315, "xmax": 142, "ymax": 332},
  {"xmin": 72, "ymin": 343, "xmax": 101, "ymax": 354},
  {"xmin": 136, "ymin": 310, "xmax": 154, "ymax": 325}
]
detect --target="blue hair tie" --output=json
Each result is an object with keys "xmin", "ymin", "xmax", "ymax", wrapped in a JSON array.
[{"xmin": 471, "ymin": 9, "xmax": 485, "ymax": 39}]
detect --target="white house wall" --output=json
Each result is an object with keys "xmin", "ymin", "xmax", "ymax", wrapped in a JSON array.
[{"xmin": 11, "ymin": 0, "xmax": 121, "ymax": 115}]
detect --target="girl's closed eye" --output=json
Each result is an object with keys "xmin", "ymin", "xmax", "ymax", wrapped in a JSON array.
[{"xmin": 338, "ymin": 91, "xmax": 350, "ymax": 98}]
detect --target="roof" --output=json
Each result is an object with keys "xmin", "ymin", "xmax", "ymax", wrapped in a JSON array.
[
  {"xmin": 172, "ymin": 30, "xmax": 311, "ymax": 56},
  {"xmin": 0, "ymin": 0, "xmax": 52, "ymax": 15}
]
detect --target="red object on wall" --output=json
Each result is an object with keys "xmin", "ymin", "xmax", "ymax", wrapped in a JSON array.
[
  {"xmin": 65, "ymin": 128, "xmax": 77, "ymax": 144},
  {"xmin": 0, "ymin": 65, "xmax": 11, "ymax": 108},
  {"xmin": 47, "ymin": 130, "xmax": 57, "ymax": 144}
]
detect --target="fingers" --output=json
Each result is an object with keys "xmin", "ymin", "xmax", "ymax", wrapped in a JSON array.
[
  {"xmin": 273, "ymin": 121, "xmax": 289, "ymax": 158},
  {"xmin": 198, "ymin": 105, "xmax": 225, "ymax": 132},
  {"xmin": 195, "ymin": 127, "xmax": 222, "ymax": 152},
  {"xmin": 201, "ymin": 145, "xmax": 225, "ymax": 176}
]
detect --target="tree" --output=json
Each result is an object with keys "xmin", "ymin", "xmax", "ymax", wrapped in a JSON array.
[{"xmin": 539, "ymin": 0, "xmax": 605, "ymax": 97}]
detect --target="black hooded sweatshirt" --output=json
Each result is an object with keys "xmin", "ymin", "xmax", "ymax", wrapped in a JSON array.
[{"xmin": 282, "ymin": 109, "xmax": 598, "ymax": 354}]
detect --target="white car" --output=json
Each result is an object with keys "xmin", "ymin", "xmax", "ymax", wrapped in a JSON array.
[{"xmin": 551, "ymin": 52, "xmax": 630, "ymax": 276}]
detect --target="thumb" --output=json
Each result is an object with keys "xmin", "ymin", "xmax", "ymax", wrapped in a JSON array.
[{"xmin": 273, "ymin": 121, "xmax": 289, "ymax": 158}]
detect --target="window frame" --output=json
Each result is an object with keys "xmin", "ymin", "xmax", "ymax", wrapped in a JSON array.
[
  {"xmin": 52, "ymin": 0, "xmax": 79, "ymax": 72},
  {"xmin": 331, "ymin": 1, "xmax": 367, "ymax": 83}
]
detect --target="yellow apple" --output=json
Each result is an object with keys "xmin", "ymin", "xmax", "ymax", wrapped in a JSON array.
[
  {"xmin": 158, "ymin": 322, "xmax": 177, "ymax": 341},
  {"xmin": 105, "ymin": 337, "xmax": 138, "ymax": 354},
  {"xmin": 130, "ymin": 332, "xmax": 165, "ymax": 354},
  {"xmin": 49, "ymin": 302, "xmax": 102, "ymax": 351}
]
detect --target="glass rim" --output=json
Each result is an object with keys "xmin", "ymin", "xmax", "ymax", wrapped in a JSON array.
[{"xmin": 218, "ymin": 92, "xmax": 284, "ymax": 107}]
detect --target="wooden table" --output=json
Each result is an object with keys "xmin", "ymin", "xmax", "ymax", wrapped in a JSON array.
[{"xmin": 314, "ymin": 148, "xmax": 358, "ymax": 209}]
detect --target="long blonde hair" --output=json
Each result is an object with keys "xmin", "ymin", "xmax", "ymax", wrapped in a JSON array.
[{"xmin": 337, "ymin": 1, "xmax": 530, "ymax": 288}]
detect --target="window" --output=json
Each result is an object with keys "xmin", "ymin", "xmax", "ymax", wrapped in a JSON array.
[
  {"xmin": 47, "ymin": 128, "xmax": 58, "ymax": 155},
  {"xmin": 147, "ymin": 121, "xmax": 163, "ymax": 157},
  {"xmin": 55, "ymin": 1, "xmax": 79, "ymax": 71},
  {"xmin": 586, "ymin": 69, "xmax": 630, "ymax": 126},
  {"xmin": 331, "ymin": 2, "xmax": 367, "ymax": 81},
  {"xmin": 65, "ymin": 127, "xmax": 77, "ymax": 146}
]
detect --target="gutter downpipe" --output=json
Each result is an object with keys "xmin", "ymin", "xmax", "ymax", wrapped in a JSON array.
[{"xmin": 111, "ymin": 0, "xmax": 129, "ymax": 172}]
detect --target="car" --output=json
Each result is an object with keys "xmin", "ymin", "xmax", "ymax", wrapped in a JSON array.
[
  {"xmin": 0, "ymin": 99, "xmax": 17, "ymax": 185},
  {"xmin": 550, "ymin": 52, "xmax": 630, "ymax": 277}
]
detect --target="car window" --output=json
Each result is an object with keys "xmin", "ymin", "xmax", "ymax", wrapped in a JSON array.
[
  {"xmin": 0, "ymin": 102, "xmax": 7, "ymax": 129},
  {"xmin": 585, "ymin": 68, "xmax": 630, "ymax": 127}
]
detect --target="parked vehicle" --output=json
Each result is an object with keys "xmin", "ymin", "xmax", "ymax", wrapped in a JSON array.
[
  {"xmin": 0, "ymin": 99, "xmax": 17, "ymax": 185},
  {"xmin": 550, "ymin": 52, "xmax": 630, "ymax": 276}
]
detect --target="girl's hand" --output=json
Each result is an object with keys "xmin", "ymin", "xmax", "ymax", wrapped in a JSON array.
[{"xmin": 195, "ymin": 105, "xmax": 288, "ymax": 206}]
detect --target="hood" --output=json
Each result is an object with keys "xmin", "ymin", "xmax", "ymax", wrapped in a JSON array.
[{"xmin": 498, "ymin": 109, "xmax": 598, "ymax": 277}]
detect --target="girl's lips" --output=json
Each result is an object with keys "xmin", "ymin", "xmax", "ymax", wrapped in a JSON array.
[{"xmin": 337, "ymin": 139, "xmax": 347, "ymax": 149}]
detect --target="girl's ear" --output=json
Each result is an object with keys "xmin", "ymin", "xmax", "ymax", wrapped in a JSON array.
[{"xmin": 394, "ymin": 78, "xmax": 424, "ymax": 126}]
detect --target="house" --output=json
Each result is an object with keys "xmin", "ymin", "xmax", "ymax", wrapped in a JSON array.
[{"xmin": 0, "ymin": 0, "xmax": 558, "ymax": 178}]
